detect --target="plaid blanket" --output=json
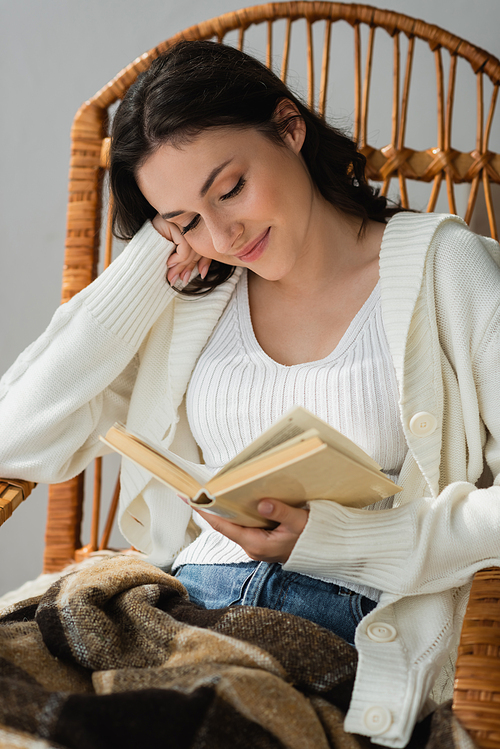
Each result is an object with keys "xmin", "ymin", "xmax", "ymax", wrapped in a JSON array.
[{"xmin": 0, "ymin": 556, "xmax": 474, "ymax": 749}]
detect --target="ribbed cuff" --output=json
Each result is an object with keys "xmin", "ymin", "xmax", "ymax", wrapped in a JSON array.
[
  {"xmin": 283, "ymin": 500, "xmax": 414, "ymax": 594},
  {"xmin": 83, "ymin": 221, "xmax": 176, "ymax": 348}
]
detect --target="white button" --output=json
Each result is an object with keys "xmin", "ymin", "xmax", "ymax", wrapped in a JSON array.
[
  {"xmin": 363, "ymin": 706, "xmax": 392, "ymax": 735},
  {"xmin": 409, "ymin": 411, "xmax": 437, "ymax": 437},
  {"xmin": 366, "ymin": 622, "xmax": 397, "ymax": 643}
]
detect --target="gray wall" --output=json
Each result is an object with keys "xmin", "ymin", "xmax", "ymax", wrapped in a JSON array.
[{"xmin": 1, "ymin": 0, "xmax": 499, "ymax": 596}]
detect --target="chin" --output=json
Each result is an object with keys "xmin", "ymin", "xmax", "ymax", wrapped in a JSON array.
[
  {"xmin": 251, "ymin": 260, "xmax": 294, "ymax": 282},
  {"xmin": 258, "ymin": 271, "xmax": 288, "ymax": 281}
]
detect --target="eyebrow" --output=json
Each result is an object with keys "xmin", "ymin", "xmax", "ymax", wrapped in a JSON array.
[{"xmin": 160, "ymin": 158, "xmax": 233, "ymax": 220}]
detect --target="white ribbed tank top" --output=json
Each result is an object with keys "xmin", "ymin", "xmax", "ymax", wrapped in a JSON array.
[{"xmin": 175, "ymin": 270, "xmax": 407, "ymax": 599}]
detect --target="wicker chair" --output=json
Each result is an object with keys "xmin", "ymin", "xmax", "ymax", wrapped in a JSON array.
[{"xmin": 1, "ymin": 3, "xmax": 499, "ymax": 746}]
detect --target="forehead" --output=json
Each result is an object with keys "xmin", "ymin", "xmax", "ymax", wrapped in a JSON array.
[
  {"xmin": 142, "ymin": 126, "xmax": 263, "ymax": 175},
  {"xmin": 135, "ymin": 126, "xmax": 272, "ymax": 209}
]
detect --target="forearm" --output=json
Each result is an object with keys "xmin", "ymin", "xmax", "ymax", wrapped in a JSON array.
[{"xmin": 0, "ymin": 221, "xmax": 175, "ymax": 482}]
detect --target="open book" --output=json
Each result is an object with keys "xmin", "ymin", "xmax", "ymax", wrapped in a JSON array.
[{"xmin": 100, "ymin": 407, "xmax": 401, "ymax": 528}]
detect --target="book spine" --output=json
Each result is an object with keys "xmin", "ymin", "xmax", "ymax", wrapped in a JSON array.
[{"xmin": 190, "ymin": 489, "xmax": 217, "ymax": 506}]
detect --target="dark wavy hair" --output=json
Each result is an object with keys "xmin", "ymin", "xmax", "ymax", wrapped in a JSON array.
[{"xmin": 110, "ymin": 40, "xmax": 401, "ymax": 296}]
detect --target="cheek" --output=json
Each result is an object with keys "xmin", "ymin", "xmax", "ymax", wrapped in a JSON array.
[
  {"xmin": 188, "ymin": 231, "xmax": 232, "ymax": 265},
  {"xmin": 246, "ymin": 179, "xmax": 275, "ymax": 218},
  {"xmin": 186, "ymin": 227, "xmax": 216, "ymax": 257}
]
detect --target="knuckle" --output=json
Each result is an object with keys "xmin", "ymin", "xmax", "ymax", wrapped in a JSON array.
[
  {"xmin": 246, "ymin": 546, "xmax": 261, "ymax": 561},
  {"xmin": 248, "ymin": 552, "xmax": 263, "ymax": 562}
]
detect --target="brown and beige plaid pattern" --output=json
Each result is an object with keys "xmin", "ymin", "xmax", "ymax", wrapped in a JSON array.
[{"xmin": 0, "ymin": 556, "xmax": 473, "ymax": 748}]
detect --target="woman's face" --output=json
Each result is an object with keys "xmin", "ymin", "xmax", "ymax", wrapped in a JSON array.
[{"xmin": 135, "ymin": 120, "xmax": 321, "ymax": 282}]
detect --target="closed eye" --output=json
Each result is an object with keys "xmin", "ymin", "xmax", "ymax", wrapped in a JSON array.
[
  {"xmin": 220, "ymin": 176, "xmax": 246, "ymax": 201},
  {"xmin": 181, "ymin": 177, "xmax": 246, "ymax": 235},
  {"xmin": 181, "ymin": 215, "xmax": 201, "ymax": 235}
]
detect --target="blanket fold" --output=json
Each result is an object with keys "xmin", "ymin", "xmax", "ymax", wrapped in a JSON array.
[{"xmin": 0, "ymin": 556, "xmax": 474, "ymax": 749}]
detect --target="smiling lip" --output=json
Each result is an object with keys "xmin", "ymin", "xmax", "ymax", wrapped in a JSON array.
[{"xmin": 234, "ymin": 228, "xmax": 270, "ymax": 263}]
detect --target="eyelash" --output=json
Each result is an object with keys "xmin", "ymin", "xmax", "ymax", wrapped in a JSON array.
[
  {"xmin": 180, "ymin": 177, "xmax": 246, "ymax": 235},
  {"xmin": 220, "ymin": 176, "xmax": 246, "ymax": 202},
  {"xmin": 180, "ymin": 216, "xmax": 200, "ymax": 236}
]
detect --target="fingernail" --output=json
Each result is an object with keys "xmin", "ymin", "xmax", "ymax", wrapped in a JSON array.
[
  {"xmin": 169, "ymin": 274, "xmax": 179, "ymax": 286},
  {"xmin": 182, "ymin": 269, "xmax": 191, "ymax": 283},
  {"xmin": 258, "ymin": 500, "xmax": 274, "ymax": 515},
  {"xmin": 200, "ymin": 265, "xmax": 208, "ymax": 279}
]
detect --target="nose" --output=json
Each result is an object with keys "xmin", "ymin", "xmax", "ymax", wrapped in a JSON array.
[{"xmin": 206, "ymin": 216, "xmax": 243, "ymax": 256}]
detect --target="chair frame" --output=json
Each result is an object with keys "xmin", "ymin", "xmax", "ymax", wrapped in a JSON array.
[
  {"xmin": 2, "ymin": 4, "xmax": 500, "ymax": 745},
  {"xmin": 47, "ymin": 0, "xmax": 500, "ymax": 568}
]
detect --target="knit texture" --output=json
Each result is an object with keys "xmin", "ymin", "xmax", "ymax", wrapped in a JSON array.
[
  {"xmin": 186, "ymin": 272, "xmax": 406, "ymax": 475},
  {"xmin": 1, "ymin": 214, "xmax": 500, "ymax": 746},
  {"xmin": 178, "ymin": 271, "xmax": 405, "ymax": 601},
  {"xmin": 0, "ymin": 555, "xmax": 474, "ymax": 749}
]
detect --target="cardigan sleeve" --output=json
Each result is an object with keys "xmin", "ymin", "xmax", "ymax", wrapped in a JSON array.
[
  {"xmin": 284, "ymin": 222, "xmax": 500, "ymax": 597},
  {"xmin": 284, "ymin": 303, "xmax": 500, "ymax": 596},
  {"xmin": 282, "ymin": 480, "xmax": 500, "ymax": 596},
  {"xmin": 0, "ymin": 221, "xmax": 176, "ymax": 484}
]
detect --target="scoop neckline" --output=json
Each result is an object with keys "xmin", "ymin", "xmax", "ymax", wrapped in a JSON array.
[{"xmin": 237, "ymin": 269, "xmax": 381, "ymax": 369}]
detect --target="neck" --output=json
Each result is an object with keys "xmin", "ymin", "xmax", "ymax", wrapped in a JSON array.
[{"xmin": 252, "ymin": 194, "xmax": 385, "ymax": 300}]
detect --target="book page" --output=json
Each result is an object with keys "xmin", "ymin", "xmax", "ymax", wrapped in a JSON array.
[
  {"xmin": 214, "ymin": 422, "xmax": 310, "ymax": 477},
  {"xmin": 145, "ymin": 445, "xmax": 214, "ymax": 485},
  {"xmin": 192, "ymin": 442, "xmax": 401, "ymax": 528},
  {"xmin": 214, "ymin": 406, "xmax": 381, "ymax": 477},
  {"xmin": 207, "ymin": 435, "xmax": 327, "ymax": 495},
  {"xmin": 100, "ymin": 426, "xmax": 213, "ymax": 486},
  {"xmin": 221, "ymin": 428, "xmax": 320, "ymax": 476}
]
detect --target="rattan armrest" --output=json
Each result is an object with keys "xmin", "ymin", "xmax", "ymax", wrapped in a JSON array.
[
  {"xmin": 453, "ymin": 567, "xmax": 500, "ymax": 749},
  {"xmin": 0, "ymin": 479, "xmax": 36, "ymax": 527}
]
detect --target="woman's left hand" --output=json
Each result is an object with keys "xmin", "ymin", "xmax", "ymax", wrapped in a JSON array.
[
  {"xmin": 196, "ymin": 499, "xmax": 309, "ymax": 563},
  {"xmin": 152, "ymin": 214, "xmax": 212, "ymax": 285}
]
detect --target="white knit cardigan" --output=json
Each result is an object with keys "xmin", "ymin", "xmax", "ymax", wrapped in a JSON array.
[{"xmin": 1, "ymin": 212, "xmax": 500, "ymax": 747}]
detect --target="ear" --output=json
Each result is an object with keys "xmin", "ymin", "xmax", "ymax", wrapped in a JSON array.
[{"xmin": 273, "ymin": 98, "xmax": 306, "ymax": 154}]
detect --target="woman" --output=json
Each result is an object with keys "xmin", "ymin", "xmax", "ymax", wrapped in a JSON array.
[{"xmin": 1, "ymin": 41, "xmax": 500, "ymax": 747}]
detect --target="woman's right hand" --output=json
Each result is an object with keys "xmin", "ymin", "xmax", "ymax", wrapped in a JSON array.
[{"xmin": 152, "ymin": 215, "xmax": 212, "ymax": 285}]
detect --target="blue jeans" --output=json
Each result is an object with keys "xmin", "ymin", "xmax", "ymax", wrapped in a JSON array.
[{"xmin": 174, "ymin": 562, "xmax": 377, "ymax": 645}]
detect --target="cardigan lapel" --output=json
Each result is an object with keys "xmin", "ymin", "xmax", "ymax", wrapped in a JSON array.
[
  {"xmin": 121, "ymin": 269, "xmax": 243, "ymax": 508},
  {"xmin": 127, "ymin": 214, "xmax": 463, "ymax": 504},
  {"xmin": 380, "ymin": 213, "xmax": 466, "ymax": 499},
  {"xmin": 167, "ymin": 269, "xmax": 243, "ymax": 415},
  {"xmin": 148, "ymin": 268, "xmax": 243, "ymax": 445}
]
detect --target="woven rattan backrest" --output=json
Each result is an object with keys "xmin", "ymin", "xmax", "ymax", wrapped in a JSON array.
[{"xmin": 43, "ymin": 2, "xmax": 500, "ymax": 574}]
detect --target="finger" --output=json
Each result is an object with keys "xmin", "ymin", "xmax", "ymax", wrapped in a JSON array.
[
  {"xmin": 196, "ymin": 509, "xmax": 258, "ymax": 542},
  {"xmin": 168, "ymin": 261, "xmax": 199, "ymax": 286},
  {"xmin": 198, "ymin": 257, "xmax": 212, "ymax": 280},
  {"xmin": 152, "ymin": 214, "xmax": 174, "ymax": 241},
  {"xmin": 175, "ymin": 255, "xmax": 212, "ymax": 283},
  {"xmin": 167, "ymin": 267, "xmax": 181, "ymax": 286},
  {"xmin": 181, "ymin": 262, "xmax": 199, "ymax": 284},
  {"xmin": 257, "ymin": 499, "xmax": 309, "ymax": 533},
  {"xmin": 196, "ymin": 506, "xmax": 302, "ymax": 564},
  {"xmin": 168, "ymin": 250, "xmax": 211, "ymax": 275},
  {"xmin": 166, "ymin": 252, "xmax": 182, "ymax": 268},
  {"xmin": 169, "ymin": 230, "xmax": 196, "ymax": 265},
  {"xmin": 166, "ymin": 221, "xmax": 184, "ymax": 246},
  {"xmin": 166, "ymin": 248, "xmax": 197, "ymax": 268},
  {"xmin": 166, "ymin": 254, "xmax": 199, "ymax": 285}
]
